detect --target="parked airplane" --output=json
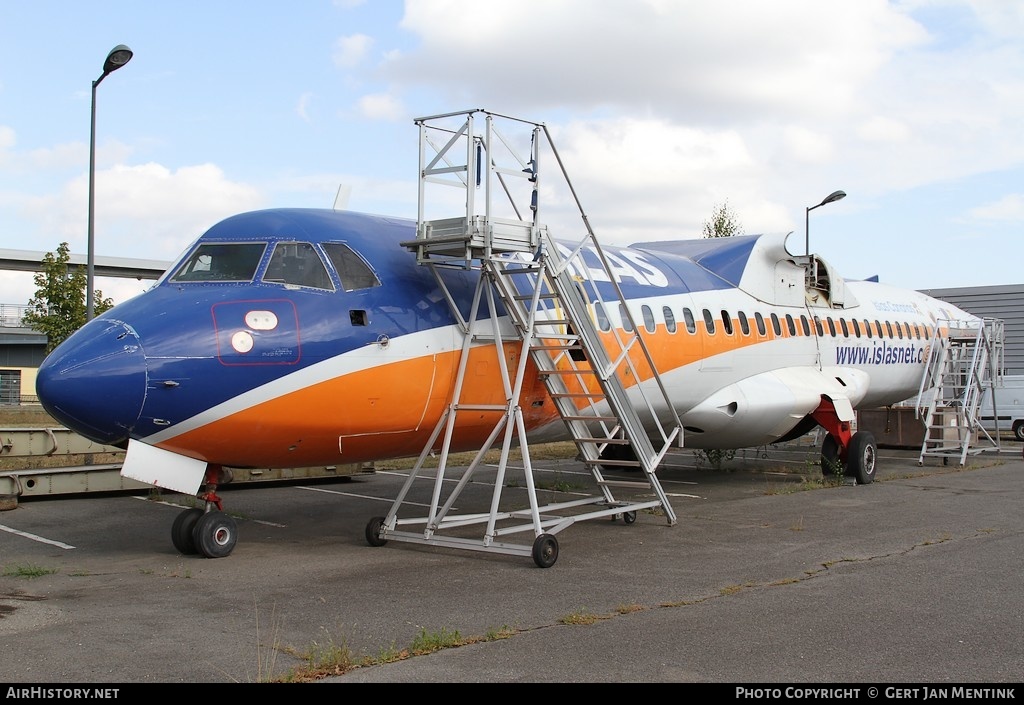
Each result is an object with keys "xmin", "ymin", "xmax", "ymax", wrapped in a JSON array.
[{"xmin": 34, "ymin": 206, "xmax": 977, "ymax": 561}]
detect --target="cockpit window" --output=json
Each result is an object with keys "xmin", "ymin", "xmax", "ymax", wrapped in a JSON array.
[
  {"xmin": 170, "ymin": 243, "xmax": 265, "ymax": 282},
  {"xmin": 322, "ymin": 242, "xmax": 381, "ymax": 291},
  {"xmin": 264, "ymin": 242, "xmax": 333, "ymax": 290}
]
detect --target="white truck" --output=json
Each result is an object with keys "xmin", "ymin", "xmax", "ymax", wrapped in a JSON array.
[{"xmin": 979, "ymin": 375, "xmax": 1024, "ymax": 442}]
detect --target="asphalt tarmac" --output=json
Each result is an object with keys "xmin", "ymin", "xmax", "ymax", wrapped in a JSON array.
[{"xmin": 1, "ymin": 440, "xmax": 1022, "ymax": 685}]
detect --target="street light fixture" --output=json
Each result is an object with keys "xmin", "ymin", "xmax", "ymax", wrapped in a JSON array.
[
  {"xmin": 805, "ymin": 189, "xmax": 846, "ymax": 256},
  {"xmin": 87, "ymin": 44, "xmax": 133, "ymax": 321}
]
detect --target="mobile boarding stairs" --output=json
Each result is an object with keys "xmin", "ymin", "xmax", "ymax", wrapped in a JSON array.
[
  {"xmin": 365, "ymin": 109, "xmax": 684, "ymax": 567},
  {"xmin": 915, "ymin": 317, "xmax": 1004, "ymax": 466}
]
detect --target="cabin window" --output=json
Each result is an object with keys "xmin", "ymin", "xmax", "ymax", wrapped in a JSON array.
[
  {"xmin": 896, "ymin": 322, "xmax": 904, "ymax": 339},
  {"xmin": 852, "ymin": 319, "xmax": 861, "ymax": 338},
  {"xmin": 264, "ymin": 242, "xmax": 333, "ymax": 290},
  {"xmin": 875, "ymin": 321, "xmax": 884, "ymax": 338},
  {"xmin": 642, "ymin": 305, "xmax": 656, "ymax": 333},
  {"xmin": 683, "ymin": 307, "xmax": 697, "ymax": 334},
  {"xmin": 703, "ymin": 309, "xmax": 716, "ymax": 335},
  {"xmin": 827, "ymin": 317, "xmax": 837, "ymax": 336},
  {"xmin": 770, "ymin": 313, "xmax": 781, "ymax": 336},
  {"xmin": 322, "ymin": 242, "xmax": 381, "ymax": 291},
  {"xmin": 755, "ymin": 312, "xmax": 767, "ymax": 336},
  {"xmin": 620, "ymin": 303, "xmax": 634, "ymax": 332},
  {"xmin": 885, "ymin": 321, "xmax": 894, "ymax": 338},
  {"xmin": 738, "ymin": 311, "xmax": 750, "ymax": 335},
  {"xmin": 840, "ymin": 319, "xmax": 849, "ymax": 337},
  {"xmin": 595, "ymin": 302, "xmax": 610, "ymax": 332},
  {"xmin": 903, "ymin": 322, "xmax": 912, "ymax": 339},
  {"xmin": 813, "ymin": 316, "xmax": 824, "ymax": 336},
  {"xmin": 171, "ymin": 242, "xmax": 266, "ymax": 283},
  {"xmin": 721, "ymin": 310, "xmax": 734, "ymax": 335},
  {"xmin": 785, "ymin": 314, "xmax": 796, "ymax": 336},
  {"xmin": 863, "ymin": 320, "xmax": 872, "ymax": 338},
  {"xmin": 663, "ymin": 306, "xmax": 677, "ymax": 334}
]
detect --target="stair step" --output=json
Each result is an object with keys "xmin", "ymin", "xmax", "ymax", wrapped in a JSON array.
[{"xmin": 597, "ymin": 479, "xmax": 652, "ymax": 489}]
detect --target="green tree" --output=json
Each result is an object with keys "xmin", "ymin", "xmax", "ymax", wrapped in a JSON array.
[
  {"xmin": 702, "ymin": 200, "xmax": 744, "ymax": 238},
  {"xmin": 21, "ymin": 242, "xmax": 113, "ymax": 353}
]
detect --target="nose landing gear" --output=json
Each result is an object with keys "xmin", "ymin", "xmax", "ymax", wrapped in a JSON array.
[{"xmin": 169, "ymin": 464, "xmax": 238, "ymax": 558}]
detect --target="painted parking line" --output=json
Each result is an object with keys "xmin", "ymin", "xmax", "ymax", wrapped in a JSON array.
[{"xmin": 0, "ymin": 523, "xmax": 75, "ymax": 550}]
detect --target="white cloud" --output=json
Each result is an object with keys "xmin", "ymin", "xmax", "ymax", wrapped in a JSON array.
[
  {"xmin": 857, "ymin": 116, "xmax": 911, "ymax": 144},
  {"xmin": 970, "ymin": 193, "xmax": 1024, "ymax": 221},
  {"xmin": 782, "ymin": 127, "xmax": 836, "ymax": 165},
  {"xmin": 391, "ymin": 0, "xmax": 927, "ymax": 121},
  {"xmin": 333, "ymin": 33, "xmax": 374, "ymax": 69},
  {"xmin": 296, "ymin": 92, "xmax": 314, "ymax": 122},
  {"xmin": 374, "ymin": 0, "xmax": 1024, "ymax": 234},
  {"xmin": 356, "ymin": 93, "xmax": 405, "ymax": 121},
  {"xmin": 21, "ymin": 163, "xmax": 264, "ymax": 261}
]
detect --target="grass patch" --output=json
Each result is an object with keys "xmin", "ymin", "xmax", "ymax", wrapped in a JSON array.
[
  {"xmin": 559, "ymin": 609, "xmax": 607, "ymax": 625},
  {"xmin": 763, "ymin": 475, "xmax": 844, "ymax": 495},
  {"xmin": 485, "ymin": 625, "xmax": 518, "ymax": 640},
  {"xmin": 2, "ymin": 563, "xmax": 58, "ymax": 579},
  {"xmin": 615, "ymin": 603, "xmax": 646, "ymax": 615}
]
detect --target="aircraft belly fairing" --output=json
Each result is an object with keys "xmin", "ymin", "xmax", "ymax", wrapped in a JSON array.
[{"xmin": 678, "ymin": 366, "xmax": 869, "ymax": 448}]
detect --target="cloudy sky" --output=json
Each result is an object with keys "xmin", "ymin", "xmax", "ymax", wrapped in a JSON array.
[{"xmin": 1, "ymin": 0, "xmax": 1021, "ymax": 307}]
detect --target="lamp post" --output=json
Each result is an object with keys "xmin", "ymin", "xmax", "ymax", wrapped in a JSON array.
[
  {"xmin": 87, "ymin": 44, "xmax": 133, "ymax": 321},
  {"xmin": 805, "ymin": 189, "xmax": 846, "ymax": 256}
]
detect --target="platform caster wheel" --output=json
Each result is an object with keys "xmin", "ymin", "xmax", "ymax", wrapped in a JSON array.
[
  {"xmin": 171, "ymin": 507, "xmax": 204, "ymax": 555},
  {"xmin": 622, "ymin": 510, "xmax": 637, "ymax": 525},
  {"xmin": 532, "ymin": 533, "xmax": 559, "ymax": 568},
  {"xmin": 193, "ymin": 511, "xmax": 237, "ymax": 559},
  {"xmin": 365, "ymin": 516, "xmax": 388, "ymax": 547}
]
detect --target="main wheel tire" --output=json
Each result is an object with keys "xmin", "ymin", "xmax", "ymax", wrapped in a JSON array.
[
  {"xmin": 171, "ymin": 507, "xmax": 204, "ymax": 555},
  {"xmin": 365, "ymin": 516, "xmax": 388, "ymax": 547},
  {"xmin": 820, "ymin": 434, "xmax": 842, "ymax": 477},
  {"xmin": 846, "ymin": 431, "xmax": 877, "ymax": 485},
  {"xmin": 193, "ymin": 511, "xmax": 238, "ymax": 559},
  {"xmin": 1013, "ymin": 421, "xmax": 1024, "ymax": 442},
  {"xmin": 532, "ymin": 533, "xmax": 559, "ymax": 568}
]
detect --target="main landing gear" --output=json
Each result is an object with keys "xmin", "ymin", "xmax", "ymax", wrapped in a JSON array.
[
  {"xmin": 170, "ymin": 464, "xmax": 238, "ymax": 559},
  {"xmin": 812, "ymin": 399, "xmax": 877, "ymax": 485}
]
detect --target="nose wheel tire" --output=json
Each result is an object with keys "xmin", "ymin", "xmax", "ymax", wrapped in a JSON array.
[
  {"xmin": 171, "ymin": 507, "xmax": 204, "ymax": 555},
  {"xmin": 193, "ymin": 511, "xmax": 238, "ymax": 558}
]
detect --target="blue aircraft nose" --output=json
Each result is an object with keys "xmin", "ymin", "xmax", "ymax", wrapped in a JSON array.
[{"xmin": 36, "ymin": 319, "xmax": 147, "ymax": 446}]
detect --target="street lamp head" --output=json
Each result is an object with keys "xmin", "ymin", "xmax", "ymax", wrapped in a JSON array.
[
  {"xmin": 821, "ymin": 190, "xmax": 846, "ymax": 207},
  {"xmin": 103, "ymin": 45, "xmax": 133, "ymax": 74}
]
